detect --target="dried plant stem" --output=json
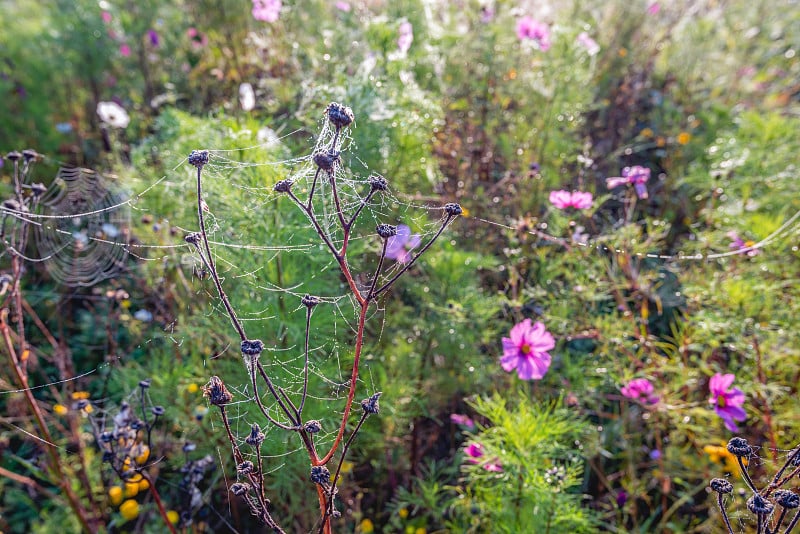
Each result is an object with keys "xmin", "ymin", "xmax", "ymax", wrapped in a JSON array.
[
  {"xmin": 323, "ymin": 411, "xmax": 369, "ymax": 528},
  {"xmin": 717, "ymin": 493, "xmax": 734, "ymax": 534},
  {"xmin": 142, "ymin": 471, "xmax": 178, "ymax": 534}
]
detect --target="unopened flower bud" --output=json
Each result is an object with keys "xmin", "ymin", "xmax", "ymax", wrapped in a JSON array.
[
  {"xmin": 22, "ymin": 149, "xmax": 39, "ymax": 162},
  {"xmin": 376, "ymin": 224, "xmax": 397, "ymax": 239},
  {"xmin": 202, "ymin": 376, "xmax": 233, "ymax": 406},
  {"xmin": 310, "ymin": 465, "xmax": 330, "ymax": 485},
  {"xmin": 139, "ymin": 379, "xmax": 151, "ymax": 389},
  {"xmin": 5, "ymin": 151, "xmax": 21, "ymax": 162},
  {"xmin": 30, "ymin": 183, "xmax": 47, "ymax": 197},
  {"xmin": 326, "ymin": 102, "xmax": 354, "ymax": 129},
  {"xmin": 151, "ymin": 406, "xmax": 165, "ymax": 416},
  {"xmin": 444, "ymin": 202, "xmax": 463, "ymax": 216},
  {"xmin": 273, "ymin": 179, "xmax": 293, "ymax": 193},
  {"xmin": 188, "ymin": 150, "xmax": 209, "ymax": 168},
  {"xmin": 241, "ymin": 339, "xmax": 264, "ymax": 356},
  {"xmin": 361, "ymin": 392, "xmax": 381, "ymax": 414},
  {"xmin": 184, "ymin": 233, "xmax": 201, "ymax": 246}
]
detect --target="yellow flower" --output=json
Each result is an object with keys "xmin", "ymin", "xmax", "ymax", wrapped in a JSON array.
[
  {"xmin": 119, "ymin": 499, "xmax": 139, "ymax": 521},
  {"xmin": 187, "ymin": 383, "xmax": 199, "ymax": 394},
  {"xmin": 108, "ymin": 486, "xmax": 123, "ymax": 506},
  {"xmin": 677, "ymin": 132, "xmax": 692, "ymax": 145},
  {"xmin": 71, "ymin": 391, "xmax": 90, "ymax": 400},
  {"xmin": 124, "ymin": 482, "xmax": 139, "ymax": 498},
  {"xmin": 405, "ymin": 526, "xmax": 415, "ymax": 534},
  {"xmin": 640, "ymin": 127, "xmax": 654, "ymax": 139},
  {"xmin": 53, "ymin": 404, "xmax": 68, "ymax": 416},
  {"xmin": 167, "ymin": 510, "xmax": 180, "ymax": 525},
  {"xmin": 137, "ymin": 478, "xmax": 150, "ymax": 493},
  {"xmin": 415, "ymin": 528, "xmax": 427, "ymax": 534},
  {"xmin": 82, "ymin": 404, "xmax": 93, "ymax": 414},
  {"xmin": 339, "ymin": 460, "xmax": 354, "ymax": 475},
  {"xmin": 133, "ymin": 444, "xmax": 150, "ymax": 465},
  {"xmin": 360, "ymin": 518, "xmax": 374, "ymax": 533},
  {"xmin": 398, "ymin": 508, "xmax": 409, "ymax": 519},
  {"xmin": 122, "ymin": 457, "xmax": 132, "ymax": 472},
  {"xmin": 704, "ymin": 444, "xmax": 746, "ymax": 475},
  {"xmin": 618, "ymin": 47, "xmax": 628, "ymax": 57},
  {"xmin": 656, "ymin": 136, "xmax": 666, "ymax": 147},
  {"xmin": 460, "ymin": 207, "xmax": 471, "ymax": 218}
]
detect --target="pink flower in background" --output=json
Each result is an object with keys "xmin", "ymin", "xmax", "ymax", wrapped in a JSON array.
[
  {"xmin": 708, "ymin": 373, "xmax": 746, "ymax": 432},
  {"xmin": 119, "ymin": 44, "xmax": 131, "ymax": 57},
  {"xmin": 577, "ymin": 32, "xmax": 600, "ymax": 56},
  {"xmin": 501, "ymin": 319, "xmax": 555, "ymax": 380},
  {"xmin": 335, "ymin": 1, "xmax": 351, "ymax": 11},
  {"xmin": 101, "ymin": 11, "xmax": 112, "ymax": 24},
  {"xmin": 549, "ymin": 190, "xmax": 593, "ymax": 210},
  {"xmin": 620, "ymin": 378, "xmax": 659, "ymax": 404},
  {"xmin": 187, "ymin": 28, "xmax": 208, "ymax": 49},
  {"xmin": 252, "ymin": 0, "xmax": 281, "ymax": 22},
  {"xmin": 450, "ymin": 414, "xmax": 475, "ymax": 429},
  {"xmin": 465, "ymin": 443, "xmax": 502, "ymax": 472},
  {"xmin": 647, "ymin": 2, "xmax": 661, "ymax": 15},
  {"xmin": 606, "ymin": 165, "xmax": 651, "ymax": 199},
  {"xmin": 480, "ymin": 6, "xmax": 495, "ymax": 23},
  {"xmin": 385, "ymin": 225, "xmax": 421, "ymax": 263},
  {"xmin": 397, "ymin": 21, "xmax": 413, "ymax": 53},
  {"xmin": 516, "ymin": 16, "xmax": 551, "ymax": 51},
  {"xmin": 727, "ymin": 231, "xmax": 759, "ymax": 257}
]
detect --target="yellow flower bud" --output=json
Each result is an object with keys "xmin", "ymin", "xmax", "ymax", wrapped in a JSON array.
[
  {"xmin": 134, "ymin": 445, "xmax": 150, "ymax": 465},
  {"xmin": 360, "ymin": 518, "xmax": 374, "ymax": 533},
  {"xmin": 108, "ymin": 486, "xmax": 123, "ymax": 506},
  {"xmin": 53, "ymin": 404, "xmax": 68, "ymax": 416},
  {"xmin": 398, "ymin": 508, "xmax": 409, "ymax": 519},
  {"xmin": 119, "ymin": 499, "xmax": 139, "ymax": 521},
  {"xmin": 124, "ymin": 482, "xmax": 139, "ymax": 498},
  {"xmin": 187, "ymin": 383, "xmax": 199, "ymax": 394},
  {"xmin": 167, "ymin": 510, "xmax": 180, "ymax": 525},
  {"xmin": 137, "ymin": 478, "xmax": 150, "ymax": 492}
]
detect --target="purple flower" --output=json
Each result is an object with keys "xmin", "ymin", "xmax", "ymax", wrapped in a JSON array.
[
  {"xmin": 516, "ymin": 16, "xmax": 551, "ymax": 51},
  {"xmin": 465, "ymin": 443, "xmax": 502, "ymax": 472},
  {"xmin": 501, "ymin": 319, "xmax": 555, "ymax": 380},
  {"xmin": 616, "ymin": 490, "xmax": 628, "ymax": 508},
  {"xmin": 147, "ymin": 29, "xmax": 160, "ymax": 47},
  {"xmin": 335, "ymin": 1, "xmax": 351, "ymax": 11},
  {"xmin": 727, "ymin": 231, "xmax": 759, "ymax": 257},
  {"xmin": 606, "ymin": 165, "xmax": 651, "ymax": 199},
  {"xmin": 450, "ymin": 413, "xmax": 475, "ymax": 430},
  {"xmin": 649, "ymin": 448, "xmax": 662, "ymax": 461},
  {"xmin": 385, "ymin": 224, "xmax": 421, "ymax": 263},
  {"xmin": 397, "ymin": 21, "xmax": 413, "ymax": 54},
  {"xmin": 252, "ymin": 0, "xmax": 281, "ymax": 22},
  {"xmin": 708, "ymin": 373, "xmax": 746, "ymax": 432},
  {"xmin": 549, "ymin": 190, "xmax": 593, "ymax": 210},
  {"xmin": 576, "ymin": 32, "xmax": 599, "ymax": 56},
  {"xmin": 620, "ymin": 378, "xmax": 659, "ymax": 404}
]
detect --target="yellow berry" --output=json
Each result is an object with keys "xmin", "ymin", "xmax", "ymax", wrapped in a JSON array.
[
  {"xmin": 119, "ymin": 499, "xmax": 139, "ymax": 521},
  {"xmin": 167, "ymin": 510, "xmax": 180, "ymax": 525},
  {"xmin": 137, "ymin": 478, "xmax": 150, "ymax": 492},
  {"xmin": 124, "ymin": 482, "xmax": 139, "ymax": 498},
  {"xmin": 108, "ymin": 486, "xmax": 123, "ymax": 506},
  {"xmin": 133, "ymin": 445, "xmax": 150, "ymax": 465},
  {"xmin": 53, "ymin": 404, "xmax": 68, "ymax": 416}
]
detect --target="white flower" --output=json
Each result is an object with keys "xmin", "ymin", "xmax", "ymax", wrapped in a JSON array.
[
  {"xmin": 96, "ymin": 101, "xmax": 130, "ymax": 128},
  {"xmin": 239, "ymin": 83, "xmax": 256, "ymax": 111}
]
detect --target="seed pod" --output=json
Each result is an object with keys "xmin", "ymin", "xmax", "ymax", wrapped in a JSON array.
[
  {"xmin": 376, "ymin": 224, "xmax": 397, "ymax": 239},
  {"xmin": 326, "ymin": 102, "xmax": 354, "ymax": 129},
  {"xmin": 188, "ymin": 150, "xmax": 209, "ymax": 168}
]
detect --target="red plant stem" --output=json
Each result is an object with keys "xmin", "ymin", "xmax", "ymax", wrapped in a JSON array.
[
  {"xmin": 753, "ymin": 336, "xmax": 778, "ymax": 461},
  {"xmin": 142, "ymin": 472, "xmax": 178, "ymax": 534}
]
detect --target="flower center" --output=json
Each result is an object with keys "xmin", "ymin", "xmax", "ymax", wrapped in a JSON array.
[
  {"xmin": 717, "ymin": 395, "xmax": 726, "ymax": 408},
  {"xmin": 520, "ymin": 343, "xmax": 532, "ymax": 355}
]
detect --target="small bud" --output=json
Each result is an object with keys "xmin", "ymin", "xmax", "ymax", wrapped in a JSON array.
[
  {"xmin": 304, "ymin": 420, "xmax": 322, "ymax": 433},
  {"xmin": 310, "ymin": 465, "xmax": 331, "ymax": 486},
  {"xmin": 237, "ymin": 460, "xmax": 255, "ymax": 475},
  {"xmin": 775, "ymin": 489, "xmax": 800, "ymax": 509},
  {"xmin": 726, "ymin": 437, "xmax": 752, "ymax": 458},
  {"xmin": 202, "ymin": 376, "xmax": 233, "ymax": 406},
  {"xmin": 184, "ymin": 232, "xmax": 201, "ymax": 246},
  {"xmin": 188, "ymin": 150, "xmax": 209, "ymax": 168},
  {"xmin": 240, "ymin": 339, "xmax": 264, "ymax": 356},
  {"xmin": 230, "ymin": 482, "xmax": 250, "ymax": 496},
  {"xmin": 709, "ymin": 478, "xmax": 733, "ymax": 494},
  {"xmin": 5, "ymin": 151, "xmax": 21, "ymax": 162},
  {"xmin": 326, "ymin": 102, "xmax": 354, "ymax": 129},
  {"xmin": 273, "ymin": 179, "xmax": 294, "ymax": 193},
  {"xmin": 444, "ymin": 202, "xmax": 463, "ymax": 216},
  {"xmin": 376, "ymin": 224, "xmax": 397, "ymax": 239},
  {"xmin": 245, "ymin": 424, "xmax": 265, "ymax": 446},
  {"xmin": 301, "ymin": 294, "xmax": 320, "ymax": 308},
  {"xmin": 368, "ymin": 174, "xmax": 388, "ymax": 192},
  {"xmin": 22, "ymin": 149, "xmax": 39, "ymax": 162},
  {"xmin": 139, "ymin": 379, "xmax": 151, "ymax": 389},
  {"xmin": 361, "ymin": 392, "xmax": 381, "ymax": 414},
  {"xmin": 746, "ymin": 493, "xmax": 774, "ymax": 515},
  {"xmin": 151, "ymin": 406, "xmax": 165, "ymax": 416},
  {"xmin": 312, "ymin": 150, "xmax": 340, "ymax": 172}
]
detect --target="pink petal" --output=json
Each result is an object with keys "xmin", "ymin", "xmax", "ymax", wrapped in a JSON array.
[
  {"xmin": 709, "ymin": 373, "xmax": 735, "ymax": 395},
  {"xmin": 508, "ymin": 319, "xmax": 533, "ymax": 346},
  {"xmin": 606, "ymin": 177, "xmax": 629, "ymax": 189},
  {"xmin": 527, "ymin": 322, "xmax": 555, "ymax": 351},
  {"xmin": 570, "ymin": 192, "xmax": 593, "ymax": 209},
  {"xmin": 549, "ymin": 190, "xmax": 572, "ymax": 209},
  {"xmin": 406, "ymin": 233, "xmax": 421, "ymax": 250},
  {"xmin": 500, "ymin": 353, "xmax": 520, "ymax": 372}
]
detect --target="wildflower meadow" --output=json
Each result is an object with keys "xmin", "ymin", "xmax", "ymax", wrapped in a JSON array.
[{"xmin": 1, "ymin": 1, "xmax": 799, "ymax": 533}]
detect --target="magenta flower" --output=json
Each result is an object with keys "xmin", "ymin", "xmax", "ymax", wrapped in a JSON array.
[
  {"xmin": 708, "ymin": 373, "xmax": 746, "ymax": 432},
  {"xmin": 576, "ymin": 32, "xmax": 599, "ymax": 56},
  {"xmin": 620, "ymin": 378, "xmax": 659, "ymax": 404},
  {"xmin": 727, "ymin": 231, "xmax": 759, "ymax": 257},
  {"xmin": 450, "ymin": 413, "xmax": 475, "ymax": 430},
  {"xmin": 606, "ymin": 165, "xmax": 651, "ymax": 199},
  {"xmin": 101, "ymin": 11, "xmax": 112, "ymax": 24},
  {"xmin": 397, "ymin": 21, "xmax": 413, "ymax": 54},
  {"xmin": 501, "ymin": 319, "xmax": 555, "ymax": 380},
  {"xmin": 464, "ymin": 443, "xmax": 502, "ymax": 472},
  {"xmin": 385, "ymin": 224, "xmax": 421, "ymax": 263},
  {"xmin": 647, "ymin": 2, "xmax": 661, "ymax": 15},
  {"xmin": 187, "ymin": 28, "xmax": 208, "ymax": 49},
  {"xmin": 335, "ymin": 1, "xmax": 351, "ymax": 11},
  {"xmin": 549, "ymin": 190, "xmax": 593, "ymax": 210},
  {"xmin": 516, "ymin": 16, "xmax": 551, "ymax": 51},
  {"xmin": 252, "ymin": 0, "xmax": 281, "ymax": 22},
  {"xmin": 119, "ymin": 44, "xmax": 131, "ymax": 57}
]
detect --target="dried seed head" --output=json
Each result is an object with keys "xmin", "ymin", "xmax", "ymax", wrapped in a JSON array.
[
  {"xmin": 444, "ymin": 202, "xmax": 463, "ymax": 216},
  {"xmin": 139, "ymin": 379, "xmax": 151, "ymax": 389},
  {"xmin": 245, "ymin": 424, "xmax": 265, "ymax": 446},
  {"xmin": 312, "ymin": 149, "xmax": 340, "ymax": 172},
  {"xmin": 237, "ymin": 460, "xmax": 255, "ymax": 475},
  {"xmin": 151, "ymin": 406, "xmax": 165, "ymax": 416},
  {"xmin": 229, "ymin": 482, "xmax": 250, "ymax": 496},
  {"xmin": 310, "ymin": 465, "xmax": 331, "ymax": 486},
  {"xmin": 301, "ymin": 294, "xmax": 320, "ymax": 308},
  {"xmin": 30, "ymin": 183, "xmax": 47, "ymax": 197},
  {"xmin": 202, "ymin": 376, "xmax": 233, "ymax": 406},
  {"xmin": 368, "ymin": 174, "xmax": 388, "ymax": 191},
  {"xmin": 273, "ymin": 179, "xmax": 294, "ymax": 193},
  {"xmin": 3, "ymin": 199, "xmax": 27, "ymax": 212},
  {"xmin": 304, "ymin": 420, "xmax": 322, "ymax": 433},
  {"xmin": 5, "ymin": 151, "xmax": 21, "ymax": 162},
  {"xmin": 709, "ymin": 478, "xmax": 733, "ymax": 494},
  {"xmin": 188, "ymin": 150, "xmax": 209, "ymax": 168},
  {"xmin": 376, "ymin": 224, "xmax": 397, "ymax": 239},
  {"xmin": 727, "ymin": 437, "xmax": 752, "ymax": 458},
  {"xmin": 183, "ymin": 442, "xmax": 197, "ymax": 453},
  {"xmin": 184, "ymin": 232, "xmax": 201, "ymax": 246},
  {"xmin": 747, "ymin": 493, "xmax": 774, "ymax": 515},
  {"xmin": 22, "ymin": 149, "xmax": 39, "ymax": 162},
  {"xmin": 326, "ymin": 102, "xmax": 354, "ymax": 129},
  {"xmin": 361, "ymin": 392, "xmax": 382, "ymax": 414},
  {"xmin": 240, "ymin": 339, "xmax": 264, "ymax": 356},
  {"xmin": 775, "ymin": 489, "xmax": 800, "ymax": 509},
  {"xmin": 130, "ymin": 419, "xmax": 145, "ymax": 430}
]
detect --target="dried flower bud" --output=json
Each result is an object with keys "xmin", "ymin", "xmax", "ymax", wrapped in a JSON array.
[
  {"xmin": 5, "ymin": 151, "xmax": 21, "ymax": 162},
  {"xmin": 241, "ymin": 339, "xmax": 264, "ymax": 356},
  {"xmin": 131, "ymin": 419, "xmax": 145, "ymax": 430},
  {"xmin": 361, "ymin": 392, "xmax": 381, "ymax": 414},
  {"xmin": 326, "ymin": 102, "xmax": 354, "ymax": 129},
  {"xmin": 22, "ymin": 149, "xmax": 39, "ymax": 162},
  {"xmin": 304, "ymin": 420, "xmax": 322, "ymax": 433},
  {"xmin": 184, "ymin": 232, "xmax": 201, "ymax": 246},
  {"xmin": 273, "ymin": 179, "xmax": 294, "ymax": 193},
  {"xmin": 775, "ymin": 489, "xmax": 800, "ymax": 509},
  {"xmin": 139, "ymin": 379, "xmax": 151, "ymax": 389},
  {"xmin": 301, "ymin": 294, "xmax": 320, "ymax": 308},
  {"xmin": 245, "ymin": 424, "xmax": 265, "ymax": 446},
  {"xmin": 30, "ymin": 183, "xmax": 47, "ymax": 197},
  {"xmin": 747, "ymin": 493, "xmax": 774, "ymax": 515},
  {"xmin": 312, "ymin": 150, "xmax": 340, "ymax": 172},
  {"xmin": 151, "ymin": 406, "xmax": 165, "ymax": 416},
  {"xmin": 310, "ymin": 465, "xmax": 331, "ymax": 486},
  {"xmin": 230, "ymin": 482, "xmax": 250, "ymax": 496},
  {"xmin": 188, "ymin": 150, "xmax": 209, "ymax": 168},
  {"xmin": 726, "ymin": 437, "xmax": 752, "ymax": 458},
  {"xmin": 237, "ymin": 460, "xmax": 255, "ymax": 475},
  {"xmin": 203, "ymin": 376, "xmax": 233, "ymax": 406},
  {"xmin": 709, "ymin": 478, "xmax": 733, "ymax": 494},
  {"xmin": 3, "ymin": 199, "xmax": 27, "ymax": 212},
  {"xmin": 368, "ymin": 174, "xmax": 388, "ymax": 191},
  {"xmin": 376, "ymin": 224, "xmax": 397, "ymax": 239},
  {"xmin": 444, "ymin": 202, "xmax": 463, "ymax": 216}
]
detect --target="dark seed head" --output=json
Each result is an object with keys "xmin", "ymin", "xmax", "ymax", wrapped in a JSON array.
[
  {"xmin": 312, "ymin": 150, "xmax": 340, "ymax": 172},
  {"xmin": 202, "ymin": 376, "xmax": 233, "ymax": 406},
  {"xmin": 188, "ymin": 150, "xmax": 209, "ymax": 168},
  {"xmin": 747, "ymin": 493, "xmax": 774, "ymax": 515},
  {"xmin": 368, "ymin": 174, "xmax": 388, "ymax": 191},
  {"xmin": 304, "ymin": 420, "xmax": 322, "ymax": 433},
  {"xmin": 151, "ymin": 406, "xmax": 165, "ymax": 416},
  {"xmin": 245, "ymin": 424, "xmax": 265, "ymax": 446},
  {"xmin": 230, "ymin": 482, "xmax": 250, "ymax": 496},
  {"xmin": 30, "ymin": 183, "xmax": 47, "ymax": 197},
  {"xmin": 2, "ymin": 199, "xmax": 26, "ymax": 212},
  {"xmin": 727, "ymin": 437, "xmax": 752, "ymax": 458},
  {"xmin": 240, "ymin": 339, "xmax": 264, "ymax": 356},
  {"xmin": 709, "ymin": 478, "xmax": 733, "ymax": 494},
  {"xmin": 775, "ymin": 489, "xmax": 800, "ymax": 509},
  {"xmin": 361, "ymin": 392, "xmax": 381, "ymax": 414},
  {"xmin": 444, "ymin": 202, "xmax": 463, "ymax": 216},
  {"xmin": 5, "ymin": 151, "xmax": 21, "ymax": 162},
  {"xmin": 237, "ymin": 461, "xmax": 255, "ymax": 475},
  {"xmin": 273, "ymin": 179, "xmax": 294, "ymax": 193},
  {"xmin": 301, "ymin": 294, "xmax": 320, "ymax": 308},
  {"xmin": 130, "ymin": 419, "xmax": 145, "ymax": 430},
  {"xmin": 326, "ymin": 102, "xmax": 354, "ymax": 129},
  {"xmin": 376, "ymin": 224, "xmax": 397, "ymax": 239},
  {"xmin": 310, "ymin": 465, "xmax": 331, "ymax": 486},
  {"xmin": 184, "ymin": 232, "xmax": 201, "ymax": 246},
  {"xmin": 22, "ymin": 149, "xmax": 39, "ymax": 162},
  {"xmin": 102, "ymin": 450, "xmax": 115, "ymax": 462},
  {"xmin": 139, "ymin": 379, "xmax": 151, "ymax": 389}
]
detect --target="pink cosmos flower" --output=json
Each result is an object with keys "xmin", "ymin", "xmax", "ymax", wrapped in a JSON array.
[
  {"xmin": 397, "ymin": 21, "xmax": 413, "ymax": 54},
  {"xmin": 101, "ymin": 11, "xmax": 112, "ymax": 24},
  {"xmin": 119, "ymin": 44, "xmax": 131, "ymax": 57},
  {"xmin": 549, "ymin": 190, "xmax": 593, "ymax": 210},
  {"xmin": 187, "ymin": 28, "xmax": 208, "ymax": 49},
  {"xmin": 450, "ymin": 413, "xmax": 475, "ymax": 430},
  {"xmin": 516, "ymin": 16, "xmax": 551, "ymax": 51},
  {"xmin": 465, "ymin": 443, "xmax": 502, "ymax": 472},
  {"xmin": 385, "ymin": 224, "xmax": 421, "ymax": 263},
  {"xmin": 620, "ymin": 378, "xmax": 659, "ymax": 404},
  {"xmin": 647, "ymin": 2, "xmax": 661, "ymax": 15},
  {"xmin": 501, "ymin": 319, "xmax": 555, "ymax": 380},
  {"xmin": 727, "ymin": 231, "xmax": 759, "ymax": 257},
  {"xmin": 576, "ymin": 32, "xmax": 600, "ymax": 56},
  {"xmin": 606, "ymin": 165, "xmax": 651, "ymax": 199},
  {"xmin": 708, "ymin": 373, "xmax": 746, "ymax": 432},
  {"xmin": 252, "ymin": 0, "xmax": 281, "ymax": 22},
  {"xmin": 335, "ymin": 1, "xmax": 351, "ymax": 11}
]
